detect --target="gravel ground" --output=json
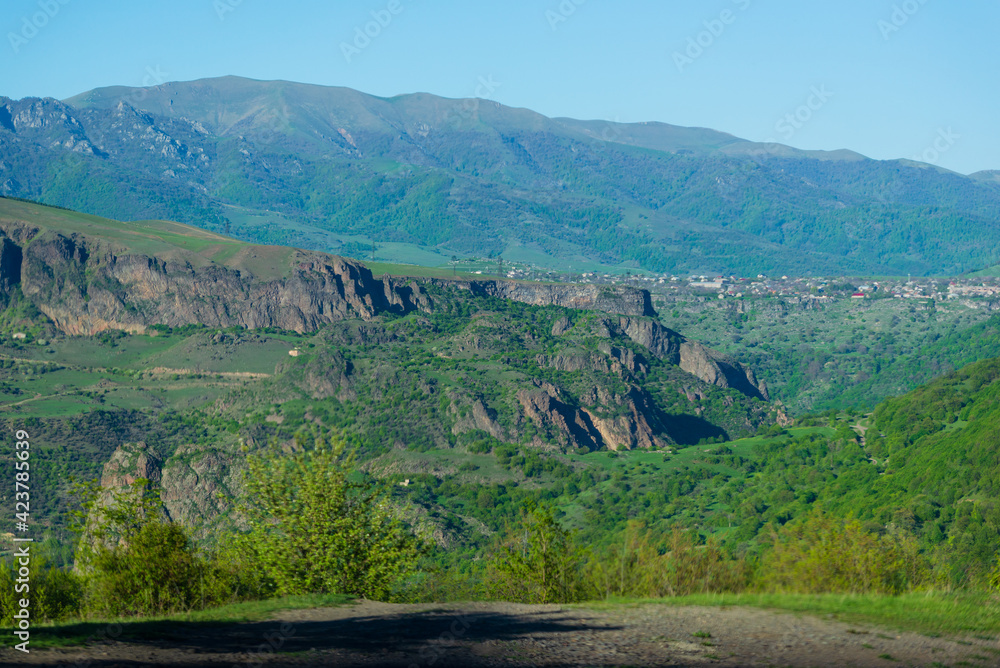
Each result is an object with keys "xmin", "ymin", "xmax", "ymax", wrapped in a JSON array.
[{"xmin": 6, "ymin": 600, "xmax": 999, "ymax": 667}]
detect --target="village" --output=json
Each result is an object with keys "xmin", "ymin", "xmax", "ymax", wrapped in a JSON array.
[{"xmin": 491, "ymin": 262, "xmax": 1000, "ymax": 303}]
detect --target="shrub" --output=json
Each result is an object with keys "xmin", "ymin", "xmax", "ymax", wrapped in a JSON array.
[
  {"xmin": 73, "ymin": 479, "xmax": 262, "ymax": 617},
  {"xmin": 0, "ymin": 556, "xmax": 83, "ymax": 625},
  {"xmin": 484, "ymin": 506, "xmax": 589, "ymax": 603},
  {"xmin": 758, "ymin": 513, "xmax": 929, "ymax": 595},
  {"xmin": 83, "ymin": 522, "xmax": 207, "ymax": 617},
  {"xmin": 238, "ymin": 432, "xmax": 425, "ymax": 600},
  {"xmin": 586, "ymin": 522, "xmax": 747, "ymax": 599}
]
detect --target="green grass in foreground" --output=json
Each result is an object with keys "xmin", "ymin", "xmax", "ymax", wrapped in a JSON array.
[
  {"xmin": 579, "ymin": 592, "xmax": 1000, "ymax": 638},
  {"xmin": 20, "ymin": 594, "xmax": 353, "ymax": 650}
]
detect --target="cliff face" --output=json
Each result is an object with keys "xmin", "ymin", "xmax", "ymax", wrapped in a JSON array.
[
  {"xmin": 589, "ymin": 316, "xmax": 769, "ymax": 402},
  {"xmin": 430, "ymin": 278, "xmax": 655, "ymax": 317},
  {"xmin": 0, "ymin": 221, "xmax": 658, "ymax": 334},
  {"xmin": 515, "ymin": 381, "xmax": 669, "ymax": 452},
  {"xmin": 0, "ymin": 222, "xmax": 435, "ymax": 334},
  {"xmin": 98, "ymin": 441, "xmax": 241, "ymax": 536}
]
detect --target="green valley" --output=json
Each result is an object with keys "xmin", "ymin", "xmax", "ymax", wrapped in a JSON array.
[{"xmin": 1, "ymin": 199, "xmax": 999, "ymax": 661}]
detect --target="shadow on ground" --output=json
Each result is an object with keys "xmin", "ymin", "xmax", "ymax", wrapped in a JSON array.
[{"xmin": 13, "ymin": 606, "xmax": 650, "ymax": 667}]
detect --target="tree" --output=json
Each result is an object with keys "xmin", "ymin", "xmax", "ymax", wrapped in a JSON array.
[
  {"xmin": 484, "ymin": 505, "xmax": 588, "ymax": 603},
  {"xmin": 72, "ymin": 479, "xmax": 248, "ymax": 617},
  {"xmin": 758, "ymin": 513, "xmax": 928, "ymax": 595},
  {"xmin": 239, "ymin": 432, "xmax": 424, "ymax": 600}
]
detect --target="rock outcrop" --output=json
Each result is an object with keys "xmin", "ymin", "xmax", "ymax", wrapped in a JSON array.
[
  {"xmin": 590, "ymin": 316, "xmax": 769, "ymax": 401},
  {"xmin": 677, "ymin": 339, "xmax": 769, "ymax": 402},
  {"xmin": 516, "ymin": 381, "xmax": 670, "ymax": 451},
  {"xmin": 0, "ymin": 222, "xmax": 434, "ymax": 335},
  {"xmin": 431, "ymin": 278, "xmax": 655, "ymax": 317},
  {"xmin": 98, "ymin": 441, "xmax": 240, "ymax": 535},
  {"xmin": 100, "ymin": 441, "xmax": 162, "ymax": 488}
]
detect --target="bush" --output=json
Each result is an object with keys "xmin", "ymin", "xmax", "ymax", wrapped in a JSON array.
[
  {"xmin": 73, "ymin": 479, "xmax": 263, "ymax": 618},
  {"xmin": 83, "ymin": 522, "xmax": 208, "ymax": 617},
  {"xmin": 758, "ymin": 513, "xmax": 929, "ymax": 595},
  {"xmin": 0, "ymin": 556, "xmax": 83, "ymax": 625},
  {"xmin": 238, "ymin": 432, "xmax": 425, "ymax": 600},
  {"xmin": 483, "ymin": 505, "xmax": 589, "ymax": 604},
  {"xmin": 586, "ymin": 522, "xmax": 747, "ymax": 599}
]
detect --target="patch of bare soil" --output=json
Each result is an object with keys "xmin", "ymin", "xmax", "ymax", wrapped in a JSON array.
[{"xmin": 7, "ymin": 600, "xmax": 999, "ymax": 667}]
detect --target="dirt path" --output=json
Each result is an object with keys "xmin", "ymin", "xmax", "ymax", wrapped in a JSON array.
[{"xmin": 7, "ymin": 600, "xmax": 999, "ymax": 667}]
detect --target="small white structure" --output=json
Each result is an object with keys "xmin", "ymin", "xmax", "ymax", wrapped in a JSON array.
[
  {"xmin": 288, "ymin": 349, "xmax": 301, "ymax": 357},
  {"xmin": 12, "ymin": 333, "xmax": 26, "ymax": 340}
]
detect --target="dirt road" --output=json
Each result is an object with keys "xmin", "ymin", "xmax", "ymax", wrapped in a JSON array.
[{"xmin": 7, "ymin": 600, "xmax": 999, "ymax": 667}]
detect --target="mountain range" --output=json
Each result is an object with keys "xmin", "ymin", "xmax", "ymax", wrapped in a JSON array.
[{"xmin": 2, "ymin": 75, "xmax": 999, "ymax": 276}]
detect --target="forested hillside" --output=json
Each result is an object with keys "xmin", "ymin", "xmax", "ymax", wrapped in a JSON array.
[
  {"xmin": 659, "ymin": 293, "xmax": 1000, "ymax": 412},
  {"xmin": 2, "ymin": 76, "xmax": 1000, "ymax": 275},
  {"xmin": 2, "ymin": 202, "xmax": 1000, "ymax": 641}
]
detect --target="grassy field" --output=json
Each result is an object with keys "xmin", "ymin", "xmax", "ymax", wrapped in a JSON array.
[
  {"xmin": 583, "ymin": 592, "xmax": 1000, "ymax": 639},
  {"xmin": 0, "ymin": 197, "xmax": 299, "ymax": 280},
  {"xmin": 0, "ymin": 328, "xmax": 298, "ymax": 418},
  {"xmin": 363, "ymin": 261, "xmax": 481, "ymax": 280}
]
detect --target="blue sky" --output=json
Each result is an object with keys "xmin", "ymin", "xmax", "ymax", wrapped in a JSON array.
[{"xmin": 2, "ymin": 0, "xmax": 997, "ymax": 174}]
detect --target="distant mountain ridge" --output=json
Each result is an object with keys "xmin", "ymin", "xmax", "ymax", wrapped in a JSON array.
[
  {"xmin": 60, "ymin": 76, "xmax": 870, "ymax": 164},
  {"xmin": 2, "ymin": 75, "xmax": 999, "ymax": 275}
]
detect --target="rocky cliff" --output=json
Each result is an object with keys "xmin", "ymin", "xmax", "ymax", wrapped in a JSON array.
[
  {"xmin": 429, "ymin": 278, "xmax": 655, "ymax": 317},
  {"xmin": 588, "ymin": 316, "xmax": 769, "ymax": 401},
  {"xmin": 98, "ymin": 440, "xmax": 241, "ymax": 536},
  {"xmin": 0, "ymin": 220, "xmax": 434, "ymax": 334},
  {"xmin": 0, "ymin": 216, "xmax": 658, "ymax": 334}
]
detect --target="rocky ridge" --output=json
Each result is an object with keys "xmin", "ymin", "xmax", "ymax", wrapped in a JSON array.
[
  {"xmin": 0, "ymin": 218, "xmax": 656, "ymax": 335},
  {"xmin": 592, "ymin": 316, "xmax": 769, "ymax": 401},
  {"xmin": 0, "ymin": 220, "xmax": 432, "ymax": 334},
  {"xmin": 430, "ymin": 278, "xmax": 655, "ymax": 317},
  {"xmin": 99, "ymin": 440, "xmax": 240, "ymax": 535},
  {"xmin": 2, "ymin": 209, "xmax": 772, "ymax": 461}
]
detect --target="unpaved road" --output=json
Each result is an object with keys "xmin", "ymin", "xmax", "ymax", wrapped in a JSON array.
[{"xmin": 6, "ymin": 600, "xmax": 999, "ymax": 667}]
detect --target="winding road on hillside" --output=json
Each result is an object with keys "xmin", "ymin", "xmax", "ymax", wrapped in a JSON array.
[{"xmin": 8, "ymin": 601, "xmax": 999, "ymax": 667}]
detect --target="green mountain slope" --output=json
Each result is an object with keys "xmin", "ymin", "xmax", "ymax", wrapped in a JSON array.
[
  {"xmin": 658, "ymin": 293, "xmax": 1000, "ymax": 413},
  {"xmin": 0, "ymin": 198, "xmax": 777, "ymax": 551},
  {"xmin": 1, "ymin": 76, "xmax": 999, "ymax": 275}
]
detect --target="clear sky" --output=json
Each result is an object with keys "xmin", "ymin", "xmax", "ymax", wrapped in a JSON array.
[{"xmin": 2, "ymin": 0, "xmax": 997, "ymax": 174}]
